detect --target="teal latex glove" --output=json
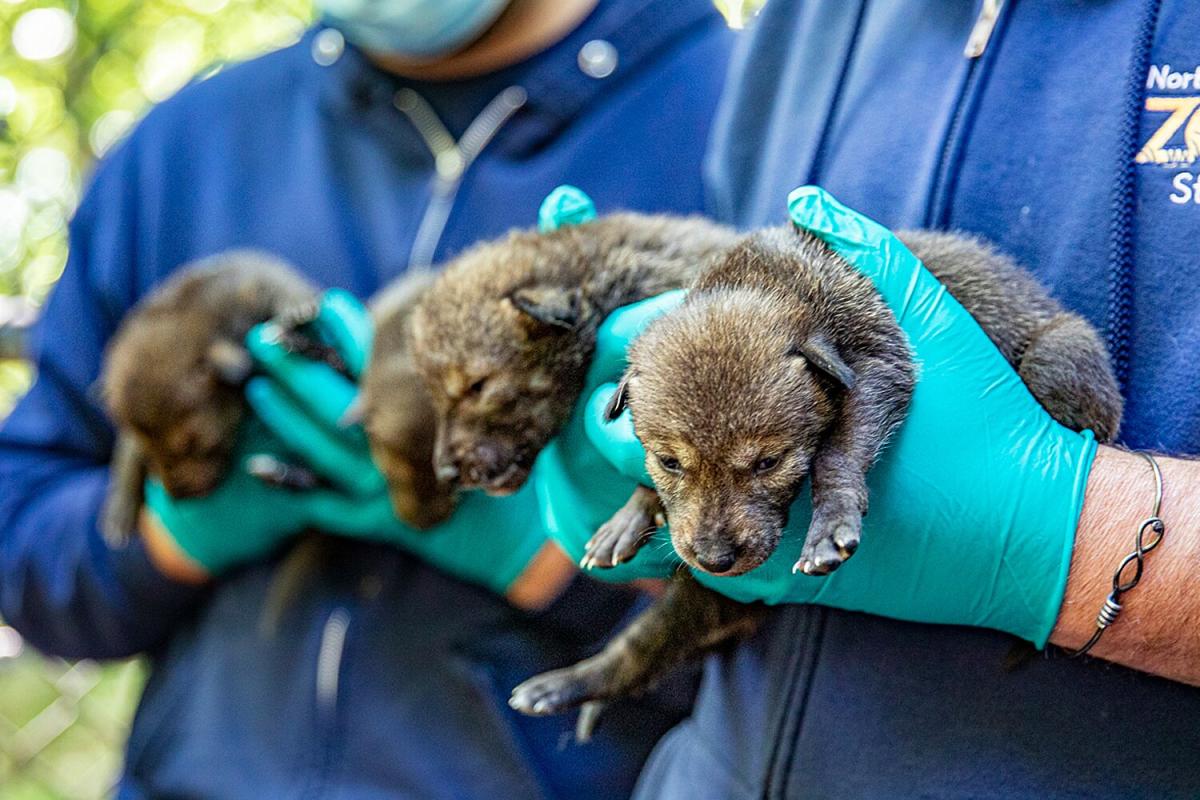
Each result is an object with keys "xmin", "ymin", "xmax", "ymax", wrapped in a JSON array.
[
  {"xmin": 532, "ymin": 293, "xmax": 686, "ymax": 583},
  {"xmin": 538, "ymin": 184, "xmax": 597, "ymax": 232},
  {"xmin": 241, "ymin": 289, "xmax": 545, "ymax": 595},
  {"xmin": 537, "ymin": 186, "xmax": 1098, "ymax": 646},
  {"xmin": 144, "ymin": 420, "xmax": 381, "ymax": 575},
  {"xmin": 531, "ymin": 183, "xmax": 678, "ymax": 581}
]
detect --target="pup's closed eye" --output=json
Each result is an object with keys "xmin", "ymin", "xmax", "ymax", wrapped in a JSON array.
[
  {"xmin": 753, "ymin": 455, "xmax": 780, "ymax": 474},
  {"xmin": 656, "ymin": 453, "xmax": 683, "ymax": 474}
]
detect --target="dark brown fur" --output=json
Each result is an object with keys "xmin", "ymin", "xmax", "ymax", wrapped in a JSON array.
[
  {"xmin": 510, "ymin": 224, "xmax": 1123, "ymax": 731},
  {"xmin": 410, "ymin": 214, "xmax": 739, "ymax": 495},
  {"xmin": 593, "ymin": 228, "xmax": 1123, "ymax": 577},
  {"xmin": 100, "ymin": 251, "xmax": 318, "ymax": 543},
  {"xmin": 360, "ymin": 271, "xmax": 456, "ymax": 528}
]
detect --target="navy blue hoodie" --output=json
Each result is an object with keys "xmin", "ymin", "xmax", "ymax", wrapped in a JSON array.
[
  {"xmin": 635, "ymin": 2, "xmax": 1200, "ymax": 798},
  {"xmin": 0, "ymin": 2, "xmax": 731, "ymax": 797}
]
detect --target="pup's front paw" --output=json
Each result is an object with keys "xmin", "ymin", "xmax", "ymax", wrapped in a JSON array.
[
  {"xmin": 793, "ymin": 514, "xmax": 861, "ymax": 576},
  {"xmin": 509, "ymin": 663, "xmax": 611, "ymax": 716},
  {"xmin": 581, "ymin": 505, "xmax": 661, "ymax": 570}
]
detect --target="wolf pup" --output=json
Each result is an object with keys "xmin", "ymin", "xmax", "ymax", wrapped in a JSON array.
[
  {"xmin": 591, "ymin": 229, "xmax": 1123, "ymax": 577},
  {"xmin": 360, "ymin": 270, "xmax": 457, "ymax": 529},
  {"xmin": 508, "ymin": 226, "xmax": 1122, "ymax": 728},
  {"xmin": 409, "ymin": 214, "xmax": 739, "ymax": 496},
  {"xmin": 100, "ymin": 251, "xmax": 326, "ymax": 544}
]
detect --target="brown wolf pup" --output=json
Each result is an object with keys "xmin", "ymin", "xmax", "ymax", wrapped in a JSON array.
[
  {"xmin": 100, "ymin": 251, "xmax": 322, "ymax": 544},
  {"xmin": 409, "ymin": 214, "xmax": 739, "ymax": 496},
  {"xmin": 360, "ymin": 270, "xmax": 457, "ymax": 529},
  {"xmin": 508, "ymin": 225, "xmax": 1122, "ymax": 731}
]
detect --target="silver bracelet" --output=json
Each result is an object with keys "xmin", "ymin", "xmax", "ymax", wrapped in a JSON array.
[{"xmin": 1067, "ymin": 451, "xmax": 1165, "ymax": 658}]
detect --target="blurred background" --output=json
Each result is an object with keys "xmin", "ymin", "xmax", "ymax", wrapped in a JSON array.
[
  {"xmin": 0, "ymin": 1, "xmax": 311, "ymax": 795},
  {"xmin": 0, "ymin": 0, "xmax": 760, "ymax": 796}
]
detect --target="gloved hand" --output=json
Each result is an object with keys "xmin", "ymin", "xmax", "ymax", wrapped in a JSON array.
[
  {"xmin": 536, "ymin": 186, "xmax": 1098, "ymax": 646},
  {"xmin": 242, "ymin": 289, "xmax": 547, "ymax": 595},
  {"xmin": 151, "ymin": 288, "xmax": 546, "ymax": 593},
  {"xmin": 143, "ymin": 420, "xmax": 379, "ymax": 575},
  {"xmin": 530, "ymin": 185, "xmax": 679, "ymax": 582},
  {"xmin": 532, "ymin": 293, "xmax": 686, "ymax": 583}
]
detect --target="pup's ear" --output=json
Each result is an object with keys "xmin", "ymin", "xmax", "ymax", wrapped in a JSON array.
[
  {"xmin": 604, "ymin": 371, "xmax": 636, "ymax": 421},
  {"xmin": 508, "ymin": 285, "xmax": 581, "ymax": 331},
  {"xmin": 207, "ymin": 339, "xmax": 254, "ymax": 386},
  {"xmin": 792, "ymin": 332, "xmax": 855, "ymax": 390}
]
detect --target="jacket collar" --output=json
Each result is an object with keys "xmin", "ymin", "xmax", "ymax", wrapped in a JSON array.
[{"xmin": 308, "ymin": 0, "xmax": 721, "ymax": 153}]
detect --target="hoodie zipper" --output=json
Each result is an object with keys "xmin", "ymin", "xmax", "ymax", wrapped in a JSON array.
[
  {"xmin": 395, "ymin": 85, "xmax": 528, "ymax": 272},
  {"xmin": 924, "ymin": 0, "xmax": 1010, "ymax": 228},
  {"xmin": 1105, "ymin": 0, "xmax": 1162, "ymax": 393},
  {"xmin": 964, "ymin": 0, "xmax": 1003, "ymax": 58},
  {"xmin": 316, "ymin": 606, "xmax": 351, "ymax": 720}
]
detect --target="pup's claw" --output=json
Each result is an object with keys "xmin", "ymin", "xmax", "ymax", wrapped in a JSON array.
[
  {"xmin": 575, "ymin": 701, "xmax": 606, "ymax": 744},
  {"xmin": 794, "ymin": 532, "xmax": 848, "ymax": 576},
  {"xmin": 795, "ymin": 509, "xmax": 865, "ymax": 576},
  {"xmin": 510, "ymin": 668, "xmax": 598, "ymax": 717},
  {"xmin": 832, "ymin": 524, "xmax": 860, "ymax": 560},
  {"xmin": 588, "ymin": 508, "xmax": 659, "ymax": 570}
]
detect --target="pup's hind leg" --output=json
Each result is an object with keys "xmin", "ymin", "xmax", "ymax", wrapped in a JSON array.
[
  {"xmin": 509, "ymin": 571, "xmax": 763, "ymax": 721},
  {"xmin": 102, "ymin": 433, "xmax": 148, "ymax": 546},
  {"xmin": 1018, "ymin": 313, "xmax": 1123, "ymax": 442},
  {"xmin": 581, "ymin": 485, "xmax": 664, "ymax": 570}
]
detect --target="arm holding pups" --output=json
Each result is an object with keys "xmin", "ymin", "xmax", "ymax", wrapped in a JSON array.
[{"xmin": 514, "ymin": 188, "xmax": 1128, "ymax": 723}]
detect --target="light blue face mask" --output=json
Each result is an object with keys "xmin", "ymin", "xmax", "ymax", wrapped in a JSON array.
[{"xmin": 316, "ymin": 0, "xmax": 512, "ymax": 58}]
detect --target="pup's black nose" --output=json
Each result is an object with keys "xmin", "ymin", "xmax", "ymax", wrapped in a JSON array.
[{"xmin": 695, "ymin": 549, "xmax": 737, "ymax": 574}]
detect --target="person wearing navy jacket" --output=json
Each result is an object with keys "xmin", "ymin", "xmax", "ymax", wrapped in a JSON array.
[
  {"xmin": 0, "ymin": 1, "xmax": 731, "ymax": 797},
  {"xmin": 632, "ymin": 1, "xmax": 1200, "ymax": 798}
]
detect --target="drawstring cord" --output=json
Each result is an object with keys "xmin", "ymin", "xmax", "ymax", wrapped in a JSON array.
[
  {"xmin": 1106, "ymin": 0, "xmax": 1162, "ymax": 393},
  {"xmin": 394, "ymin": 86, "xmax": 528, "ymax": 272}
]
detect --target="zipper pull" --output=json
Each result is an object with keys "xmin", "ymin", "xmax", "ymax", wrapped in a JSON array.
[{"xmin": 964, "ymin": 0, "xmax": 1004, "ymax": 59}]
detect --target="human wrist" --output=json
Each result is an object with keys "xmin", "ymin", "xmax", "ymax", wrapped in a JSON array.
[
  {"xmin": 1050, "ymin": 447, "xmax": 1200, "ymax": 682},
  {"xmin": 139, "ymin": 506, "xmax": 211, "ymax": 585},
  {"xmin": 504, "ymin": 541, "xmax": 578, "ymax": 611}
]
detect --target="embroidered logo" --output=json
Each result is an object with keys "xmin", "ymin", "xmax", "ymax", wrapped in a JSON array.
[{"xmin": 1140, "ymin": 65, "xmax": 1200, "ymax": 204}]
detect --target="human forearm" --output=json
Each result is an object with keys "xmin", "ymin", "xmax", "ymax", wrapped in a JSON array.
[
  {"xmin": 139, "ymin": 507, "xmax": 211, "ymax": 585},
  {"xmin": 1051, "ymin": 446, "xmax": 1200, "ymax": 685},
  {"xmin": 0, "ymin": 462, "xmax": 205, "ymax": 659}
]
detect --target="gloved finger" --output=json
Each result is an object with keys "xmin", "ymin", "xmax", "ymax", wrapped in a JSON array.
[
  {"xmin": 245, "ymin": 324, "xmax": 359, "ymax": 429},
  {"xmin": 538, "ymin": 184, "xmax": 598, "ymax": 232},
  {"xmin": 245, "ymin": 377, "xmax": 383, "ymax": 496},
  {"xmin": 787, "ymin": 186, "xmax": 1028, "ymax": 383},
  {"xmin": 303, "ymin": 489, "xmax": 396, "ymax": 536},
  {"xmin": 584, "ymin": 382, "xmax": 652, "ymax": 484},
  {"xmin": 787, "ymin": 185, "xmax": 915, "ymax": 289},
  {"xmin": 315, "ymin": 289, "xmax": 373, "ymax": 377},
  {"xmin": 588, "ymin": 290, "xmax": 688, "ymax": 386}
]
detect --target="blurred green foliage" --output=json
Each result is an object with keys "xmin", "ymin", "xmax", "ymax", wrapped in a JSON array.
[
  {"xmin": 711, "ymin": 0, "xmax": 766, "ymax": 29},
  {"xmin": 0, "ymin": 0, "xmax": 314, "ymax": 306},
  {"xmin": 0, "ymin": 649, "xmax": 145, "ymax": 799},
  {"xmin": 1, "ymin": 0, "xmax": 313, "ymax": 795}
]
